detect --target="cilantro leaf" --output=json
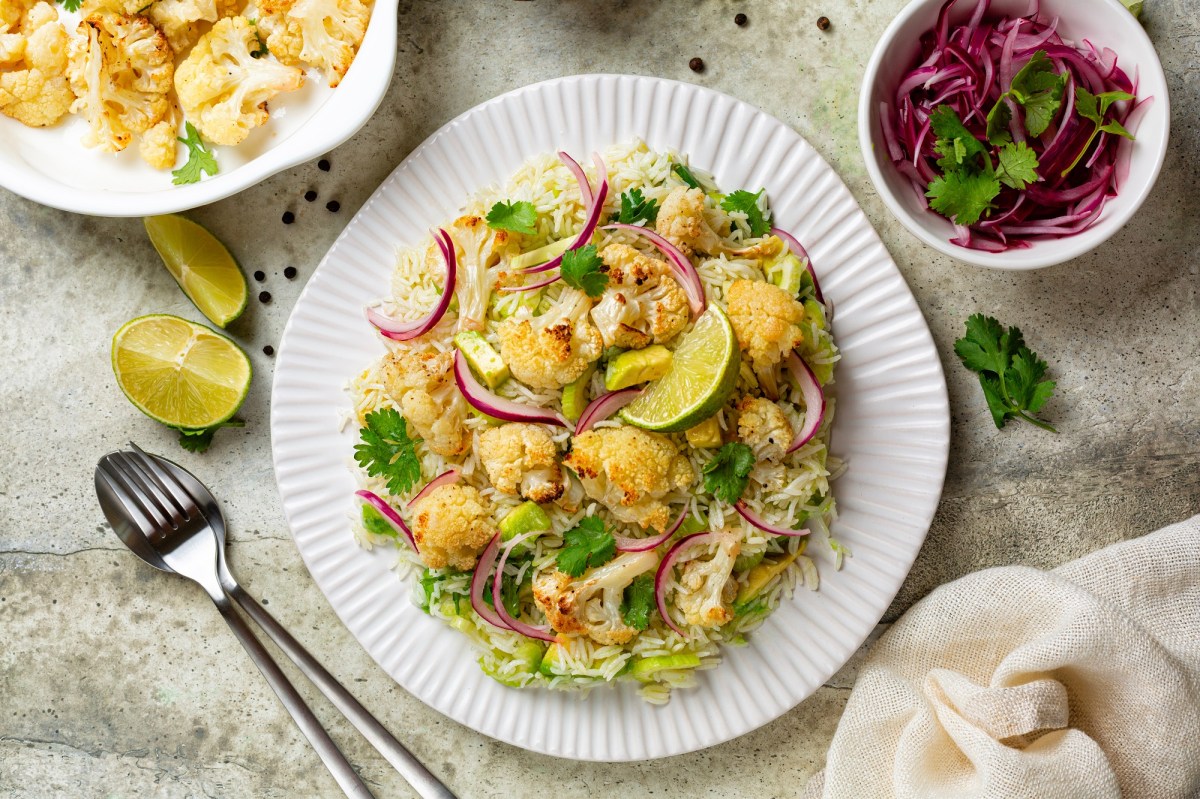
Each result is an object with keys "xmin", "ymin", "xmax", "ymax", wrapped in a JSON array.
[
  {"xmin": 556, "ymin": 515, "xmax": 617, "ymax": 577},
  {"xmin": 1063, "ymin": 88, "xmax": 1136, "ymax": 176},
  {"xmin": 926, "ymin": 169, "xmax": 1000, "ymax": 226},
  {"xmin": 486, "ymin": 200, "xmax": 538, "ymax": 235},
  {"xmin": 672, "ymin": 163, "xmax": 701, "ymax": 189},
  {"xmin": 617, "ymin": 188, "xmax": 659, "ymax": 226},
  {"xmin": 1099, "ymin": 119, "xmax": 1135, "ymax": 140},
  {"xmin": 175, "ymin": 419, "xmax": 244, "ymax": 453},
  {"xmin": 985, "ymin": 99, "xmax": 1013, "ymax": 146},
  {"xmin": 1019, "ymin": 76, "xmax": 1066, "ymax": 137},
  {"xmin": 484, "ymin": 555, "xmax": 529, "ymax": 616},
  {"xmin": 931, "ymin": 106, "xmax": 990, "ymax": 168},
  {"xmin": 171, "ymin": 122, "xmax": 218, "ymax": 186},
  {"xmin": 995, "ymin": 142, "xmax": 1040, "ymax": 190},
  {"xmin": 560, "ymin": 244, "xmax": 608, "ymax": 297},
  {"xmin": 720, "ymin": 189, "xmax": 771, "ymax": 238},
  {"xmin": 1006, "ymin": 50, "xmax": 1066, "ymax": 137},
  {"xmin": 621, "ymin": 574, "xmax": 656, "ymax": 630},
  {"xmin": 702, "ymin": 442, "xmax": 756, "ymax": 504},
  {"xmin": 57, "ymin": 0, "xmax": 81, "ymax": 12},
  {"xmin": 353, "ymin": 408, "xmax": 423, "ymax": 496},
  {"xmin": 954, "ymin": 314, "xmax": 1057, "ymax": 432}
]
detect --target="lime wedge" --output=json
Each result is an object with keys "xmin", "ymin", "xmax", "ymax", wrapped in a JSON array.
[
  {"xmin": 144, "ymin": 214, "xmax": 248, "ymax": 328},
  {"xmin": 619, "ymin": 306, "xmax": 740, "ymax": 432},
  {"xmin": 112, "ymin": 314, "xmax": 252, "ymax": 430}
]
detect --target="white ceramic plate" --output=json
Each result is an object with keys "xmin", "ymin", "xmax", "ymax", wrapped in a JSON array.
[{"xmin": 271, "ymin": 74, "xmax": 951, "ymax": 762}]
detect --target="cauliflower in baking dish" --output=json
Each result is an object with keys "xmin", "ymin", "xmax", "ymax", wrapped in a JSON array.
[
  {"xmin": 726, "ymin": 278, "xmax": 805, "ymax": 398},
  {"xmin": 410, "ymin": 484, "xmax": 496, "ymax": 571},
  {"xmin": 736, "ymin": 396, "xmax": 793, "ymax": 463},
  {"xmin": 174, "ymin": 15, "xmax": 303, "ymax": 146},
  {"xmin": 477, "ymin": 423, "xmax": 564, "ymax": 504},
  {"xmin": 381, "ymin": 348, "xmax": 469, "ymax": 458},
  {"xmin": 656, "ymin": 186, "xmax": 727, "ymax": 257},
  {"xmin": 0, "ymin": 1, "xmax": 73, "ymax": 127},
  {"xmin": 590, "ymin": 243, "xmax": 690, "ymax": 350},
  {"xmin": 146, "ymin": 0, "xmax": 241, "ymax": 55},
  {"xmin": 498, "ymin": 287, "xmax": 603, "ymax": 390},
  {"xmin": 673, "ymin": 531, "xmax": 740, "ymax": 628},
  {"xmin": 257, "ymin": 0, "xmax": 370, "ymax": 88},
  {"xmin": 563, "ymin": 426, "xmax": 694, "ymax": 532},
  {"xmin": 533, "ymin": 550, "xmax": 657, "ymax": 645}
]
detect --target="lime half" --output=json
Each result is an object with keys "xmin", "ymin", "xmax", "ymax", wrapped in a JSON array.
[
  {"xmin": 112, "ymin": 314, "xmax": 252, "ymax": 430},
  {"xmin": 144, "ymin": 214, "xmax": 247, "ymax": 328},
  {"xmin": 619, "ymin": 306, "xmax": 740, "ymax": 432}
]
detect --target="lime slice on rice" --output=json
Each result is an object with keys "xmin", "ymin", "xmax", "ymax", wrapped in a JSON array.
[
  {"xmin": 112, "ymin": 314, "xmax": 252, "ymax": 430},
  {"xmin": 144, "ymin": 214, "xmax": 248, "ymax": 328},
  {"xmin": 619, "ymin": 305, "xmax": 740, "ymax": 433}
]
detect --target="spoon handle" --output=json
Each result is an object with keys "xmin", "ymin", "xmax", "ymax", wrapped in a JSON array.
[
  {"xmin": 226, "ymin": 585, "xmax": 458, "ymax": 799},
  {"xmin": 214, "ymin": 599, "xmax": 376, "ymax": 799}
]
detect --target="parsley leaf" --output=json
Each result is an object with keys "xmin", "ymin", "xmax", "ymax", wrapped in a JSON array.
[
  {"xmin": 702, "ymin": 442, "xmax": 756, "ymax": 504},
  {"xmin": 175, "ymin": 419, "xmax": 244, "ymax": 453},
  {"xmin": 995, "ymin": 142, "xmax": 1040, "ymax": 190},
  {"xmin": 953, "ymin": 314, "xmax": 1057, "ymax": 432},
  {"xmin": 560, "ymin": 244, "xmax": 608, "ymax": 297},
  {"xmin": 617, "ymin": 188, "xmax": 659, "ymax": 226},
  {"xmin": 353, "ymin": 408, "xmax": 423, "ymax": 496},
  {"xmin": 171, "ymin": 123, "xmax": 219, "ymax": 186},
  {"xmin": 720, "ymin": 189, "xmax": 771, "ymax": 237},
  {"xmin": 672, "ymin": 163, "xmax": 701, "ymax": 189},
  {"xmin": 621, "ymin": 574, "xmax": 656, "ymax": 630},
  {"xmin": 556, "ymin": 515, "xmax": 617, "ymax": 577},
  {"xmin": 486, "ymin": 200, "xmax": 538, "ymax": 235},
  {"xmin": 1062, "ymin": 88, "xmax": 1136, "ymax": 176},
  {"xmin": 927, "ymin": 169, "xmax": 1000, "ymax": 226}
]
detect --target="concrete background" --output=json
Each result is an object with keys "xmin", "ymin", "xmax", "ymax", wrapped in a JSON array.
[{"xmin": 2, "ymin": 0, "xmax": 1197, "ymax": 796}]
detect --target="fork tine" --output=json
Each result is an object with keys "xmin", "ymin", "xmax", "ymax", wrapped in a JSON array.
[
  {"xmin": 109, "ymin": 453, "xmax": 179, "ymax": 531},
  {"xmin": 98, "ymin": 455, "xmax": 167, "ymax": 535},
  {"xmin": 127, "ymin": 444, "xmax": 197, "ymax": 522}
]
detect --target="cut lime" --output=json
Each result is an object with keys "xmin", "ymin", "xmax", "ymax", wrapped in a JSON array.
[
  {"xmin": 619, "ymin": 306, "xmax": 740, "ymax": 432},
  {"xmin": 144, "ymin": 214, "xmax": 248, "ymax": 328},
  {"xmin": 112, "ymin": 314, "xmax": 252, "ymax": 430}
]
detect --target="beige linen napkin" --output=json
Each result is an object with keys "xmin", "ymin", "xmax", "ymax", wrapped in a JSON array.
[{"xmin": 804, "ymin": 514, "xmax": 1200, "ymax": 799}]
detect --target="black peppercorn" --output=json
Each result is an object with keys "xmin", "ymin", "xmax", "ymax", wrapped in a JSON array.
[
  {"xmin": 263, "ymin": 345, "xmax": 275, "ymax": 356},
  {"xmin": 689, "ymin": 57, "xmax": 704, "ymax": 73},
  {"xmin": 259, "ymin": 291, "xmax": 271, "ymax": 304},
  {"xmin": 817, "ymin": 15, "xmax": 830, "ymax": 30},
  {"xmin": 326, "ymin": 200, "xmax": 341, "ymax": 213},
  {"xmin": 253, "ymin": 270, "xmax": 265, "ymax": 282},
  {"xmin": 284, "ymin": 266, "xmax": 297, "ymax": 279},
  {"xmin": 317, "ymin": 158, "xmax": 331, "ymax": 171},
  {"xmin": 734, "ymin": 12, "xmax": 747, "ymax": 25},
  {"xmin": 304, "ymin": 190, "xmax": 317, "ymax": 202},
  {"xmin": 281, "ymin": 211, "xmax": 295, "ymax": 224}
]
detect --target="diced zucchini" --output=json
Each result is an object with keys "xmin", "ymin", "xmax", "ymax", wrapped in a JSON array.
[
  {"xmin": 491, "ymin": 287, "xmax": 543, "ymax": 320},
  {"xmin": 684, "ymin": 417, "xmax": 722, "ymax": 449},
  {"xmin": 765, "ymin": 253, "xmax": 804, "ymax": 297},
  {"xmin": 454, "ymin": 331, "xmax": 509, "ymax": 389},
  {"xmin": 629, "ymin": 653, "xmax": 702, "ymax": 679},
  {"xmin": 561, "ymin": 366, "xmax": 594, "ymax": 423},
  {"xmin": 509, "ymin": 237, "xmax": 574, "ymax": 271},
  {"xmin": 604, "ymin": 345, "xmax": 673, "ymax": 391},
  {"xmin": 735, "ymin": 540, "xmax": 807, "ymax": 605}
]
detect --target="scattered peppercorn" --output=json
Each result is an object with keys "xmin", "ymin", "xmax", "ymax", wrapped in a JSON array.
[
  {"xmin": 689, "ymin": 57, "xmax": 704, "ymax": 73},
  {"xmin": 263, "ymin": 345, "xmax": 275, "ymax": 356},
  {"xmin": 281, "ymin": 211, "xmax": 295, "ymax": 224},
  {"xmin": 253, "ymin": 270, "xmax": 265, "ymax": 282},
  {"xmin": 259, "ymin": 291, "xmax": 271, "ymax": 304},
  {"xmin": 326, "ymin": 200, "xmax": 341, "ymax": 213},
  {"xmin": 284, "ymin": 266, "xmax": 297, "ymax": 279},
  {"xmin": 304, "ymin": 190, "xmax": 317, "ymax": 202},
  {"xmin": 817, "ymin": 15, "xmax": 830, "ymax": 30},
  {"xmin": 734, "ymin": 12, "xmax": 747, "ymax": 25},
  {"xmin": 318, "ymin": 158, "xmax": 331, "ymax": 171}
]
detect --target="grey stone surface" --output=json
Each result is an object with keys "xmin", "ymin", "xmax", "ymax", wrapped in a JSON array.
[{"xmin": 1, "ymin": 0, "xmax": 1198, "ymax": 796}]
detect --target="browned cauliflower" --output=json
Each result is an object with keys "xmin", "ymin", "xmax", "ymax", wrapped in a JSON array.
[
  {"xmin": 174, "ymin": 16, "xmax": 303, "ymax": 146},
  {"xmin": 736, "ymin": 396, "xmax": 793, "ymax": 463},
  {"xmin": 381, "ymin": 348, "xmax": 469, "ymax": 458},
  {"xmin": 563, "ymin": 426, "xmax": 694, "ymax": 532},
  {"xmin": 146, "ymin": 0, "xmax": 241, "ymax": 54},
  {"xmin": 67, "ymin": 11, "xmax": 172, "ymax": 160},
  {"xmin": 727, "ymin": 278, "xmax": 805, "ymax": 398},
  {"xmin": 532, "ymin": 550, "xmax": 658, "ymax": 644},
  {"xmin": 590, "ymin": 243, "xmax": 690, "ymax": 350},
  {"xmin": 137, "ymin": 101, "xmax": 180, "ymax": 170},
  {"xmin": 497, "ymin": 287, "xmax": 603, "ymax": 390},
  {"xmin": 656, "ymin": 186, "xmax": 726, "ymax": 257},
  {"xmin": 477, "ymin": 423, "xmax": 564, "ymax": 504},
  {"xmin": 410, "ymin": 484, "xmax": 496, "ymax": 571},
  {"xmin": 0, "ymin": 1, "xmax": 72, "ymax": 127},
  {"xmin": 674, "ymin": 531, "xmax": 740, "ymax": 628},
  {"xmin": 257, "ymin": 0, "xmax": 370, "ymax": 88},
  {"xmin": 444, "ymin": 215, "xmax": 514, "ymax": 332}
]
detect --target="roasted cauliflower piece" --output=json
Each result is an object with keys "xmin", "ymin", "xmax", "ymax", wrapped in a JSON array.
[
  {"xmin": 736, "ymin": 396, "xmax": 793, "ymax": 463},
  {"xmin": 257, "ymin": 0, "xmax": 370, "ymax": 88},
  {"xmin": 174, "ymin": 16, "xmax": 303, "ymax": 146},
  {"xmin": 563, "ymin": 426, "xmax": 694, "ymax": 532},
  {"xmin": 726, "ymin": 278, "xmax": 805, "ymax": 398},
  {"xmin": 498, "ymin": 287, "xmax": 603, "ymax": 390},
  {"xmin": 477, "ymin": 423, "xmax": 565, "ymax": 504},
  {"xmin": 656, "ymin": 186, "xmax": 726, "ymax": 257},
  {"xmin": 590, "ymin": 243, "xmax": 690, "ymax": 350},
  {"xmin": 381, "ymin": 348, "xmax": 469, "ymax": 458},
  {"xmin": 674, "ymin": 531, "xmax": 740, "ymax": 628},
  {"xmin": 137, "ymin": 101, "xmax": 180, "ymax": 170},
  {"xmin": 146, "ymin": 0, "xmax": 240, "ymax": 54},
  {"xmin": 444, "ymin": 215, "xmax": 514, "ymax": 332},
  {"xmin": 410, "ymin": 484, "xmax": 496, "ymax": 571},
  {"xmin": 533, "ymin": 550, "xmax": 657, "ymax": 644},
  {"xmin": 0, "ymin": 1, "xmax": 72, "ymax": 127}
]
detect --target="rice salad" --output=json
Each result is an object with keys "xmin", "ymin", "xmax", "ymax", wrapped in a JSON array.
[{"xmin": 345, "ymin": 140, "xmax": 845, "ymax": 703}]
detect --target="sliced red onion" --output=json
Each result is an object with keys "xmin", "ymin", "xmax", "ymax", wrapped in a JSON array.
[
  {"xmin": 733, "ymin": 500, "xmax": 812, "ymax": 538},
  {"xmin": 521, "ymin": 160, "xmax": 610, "ymax": 275},
  {"xmin": 654, "ymin": 533, "xmax": 713, "ymax": 637},
  {"xmin": 407, "ymin": 468, "xmax": 461, "ymax": 509},
  {"xmin": 471, "ymin": 533, "xmax": 510, "ymax": 631},
  {"xmin": 770, "ymin": 226, "xmax": 824, "ymax": 304},
  {"xmin": 614, "ymin": 506, "xmax": 689, "ymax": 552},
  {"xmin": 600, "ymin": 223, "xmax": 705, "ymax": 316},
  {"xmin": 559, "ymin": 150, "xmax": 592, "ymax": 208},
  {"xmin": 574, "ymin": 387, "xmax": 642, "ymax": 435},
  {"xmin": 453, "ymin": 350, "xmax": 569, "ymax": 427},
  {"xmin": 786, "ymin": 351, "xmax": 826, "ymax": 453},
  {"xmin": 354, "ymin": 490, "xmax": 417, "ymax": 550},
  {"xmin": 499, "ymin": 272, "xmax": 562, "ymax": 293},
  {"xmin": 492, "ymin": 531, "xmax": 556, "ymax": 642},
  {"xmin": 367, "ymin": 229, "xmax": 456, "ymax": 341}
]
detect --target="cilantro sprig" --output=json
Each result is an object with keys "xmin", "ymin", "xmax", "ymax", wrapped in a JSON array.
[
  {"xmin": 985, "ymin": 51, "xmax": 1066, "ymax": 144},
  {"xmin": 560, "ymin": 244, "xmax": 608, "ymax": 297},
  {"xmin": 616, "ymin": 188, "xmax": 659, "ymax": 226},
  {"xmin": 702, "ymin": 442, "xmax": 756, "ymax": 504},
  {"xmin": 720, "ymin": 189, "xmax": 771, "ymax": 238},
  {"xmin": 954, "ymin": 314, "xmax": 1057, "ymax": 432},
  {"xmin": 486, "ymin": 200, "xmax": 538, "ymax": 235},
  {"xmin": 353, "ymin": 408, "xmax": 423, "ymax": 495},
  {"xmin": 172, "ymin": 123, "xmax": 218, "ymax": 186},
  {"xmin": 556, "ymin": 515, "xmax": 617, "ymax": 577},
  {"xmin": 56, "ymin": 0, "xmax": 81, "ymax": 13},
  {"xmin": 672, "ymin": 163, "xmax": 701, "ymax": 189},
  {"xmin": 1062, "ymin": 88, "xmax": 1135, "ymax": 176},
  {"xmin": 621, "ymin": 574, "xmax": 656, "ymax": 630}
]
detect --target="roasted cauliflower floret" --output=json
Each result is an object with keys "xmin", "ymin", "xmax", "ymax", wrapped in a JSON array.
[
  {"xmin": 590, "ymin": 243, "xmax": 690, "ymax": 350},
  {"xmin": 410, "ymin": 484, "xmax": 496, "ymax": 571},
  {"xmin": 563, "ymin": 426, "xmax": 694, "ymax": 532},
  {"xmin": 137, "ymin": 102, "xmax": 179, "ymax": 170},
  {"xmin": 444, "ymin": 215, "xmax": 513, "ymax": 332},
  {"xmin": 174, "ymin": 16, "xmax": 303, "ymax": 146},
  {"xmin": 477, "ymin": 423, "xmax": 564, "ymax": 504},
  {"xmin": 257, "ymin": 0, "xmax": 369, "ymax": 88},
  {"xmin": 533, "ymin": 550, "xmax": 657, "ymax": 644},
  {"xmin": 0, "ymin": 0, "xmax": 36, "ymax": 34},
  {"xmin": 656, "ymin": 186, "xmax": 726, "ymax": 257},
  {"xmin": 146, "ymin": 0, "xmax": 240, "ymax": 54},
  {"xmin": 381, "ymin": 348, "xmax": 469, "ymax": 457},
  {"xmin": 727, "ymin": 278, "xmax": 805, "ymax": 398},
  {"xmin": 498, "ymin": 287, "xmax": 603, "ymax": 390},
  {"xmin": 0, "ymin": 1, "xmax": 72, "ymax": 127},
  {"xmin": 736, "ymin": 396, "xmax": 793, "ymax": 463},
  {"xmin": 674, "ymin": 532, "xmax": 740, "ymax": 628}
]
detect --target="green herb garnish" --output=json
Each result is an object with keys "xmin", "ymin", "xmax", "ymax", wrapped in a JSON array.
[
  {"xmin": 171, "ymin": 123, "xmax": 219, "ymax": 186},
  {"xmin": 556, "ymin": 515, "xmax": 616, "ymax": 577},
  {"xmin": 353, "ymin": 408, "xmax": 423, "ymax": 495},
  {"xmin": 720, "ymin": 189, "xmax": 771, "ymax": 237},
  {"xmin": 985, "ymin": 51, "xmax": 1066, "ymax": 144},
  {"xmin": 486, "ymin": 200, "xmax": 538, "ymax": 235},
  {"xmin": 616, "ymin": 188, "xmax": 659, "ymax": 226},
  {"xmin": 672, "ymin": 163, "xmax": 701, "ymax": 189},
  {"xmin": 954, "ymin": 314, "xmax": 1057, "ymax": 432},
  {"xmin": 1062, "ymin": 88, "xmax": 1135, "ymax": 176},
  {"xmin": 560, "ymin": 244, "xmax": 608, "ymax": 297},
  {"xmin": 621, "ymin": 573, "xmax": 656, "ymax": 630},
  {"xmin": 702, "ymin": 442, "xmax": 756, "ymax": 504}
]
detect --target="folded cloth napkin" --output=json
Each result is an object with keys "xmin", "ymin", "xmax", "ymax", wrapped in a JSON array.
[{"xmin": 804, "ymin": 514, "xmax": 1200, "ymax": 799}]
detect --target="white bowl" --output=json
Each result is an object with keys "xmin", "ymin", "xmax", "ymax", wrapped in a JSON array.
[
  {"xmin": 858, "ymin": 0, "xmax": 1170, "ymax": 270},
  {"xmin": 0, "ymin": 0, "xmax": 397, "ymax": 217}
]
